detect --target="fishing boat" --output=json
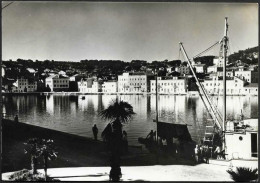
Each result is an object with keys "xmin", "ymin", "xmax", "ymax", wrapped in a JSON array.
[{"xmin": 179, "ymin": 17, "xmax": 258, "ymax": 161}]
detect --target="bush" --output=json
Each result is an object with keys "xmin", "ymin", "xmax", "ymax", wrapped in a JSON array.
[
  {"xmin": 9, "ymin": 169, "xmax": 59, "ymax": 181},
  {"xmin": 227, "ymin": 167, "xmax": 258, "ymax": 182}
]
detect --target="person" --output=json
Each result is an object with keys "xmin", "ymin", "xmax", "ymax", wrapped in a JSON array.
[
  {"xmin": 204, "ymin": 145, "xmax": 210, "ymax": 164},
  {"xmin": 14, "ymin": 115, "xmax": 18, "ymax": 122},
  {"xmin": 146, "ymin": 130, "xmax": 154, "ymax": 142},
  {"xmin": 162, "ymin": 138, "xmax": 167, "ymax": 154},
  {"xmin": 92, "ymin": 124, "xmax": 98, "ymax": 141},
  {"xmin": 194, "ymin": 145, "xmax": 199, "ymax": 163},
  {"xmin": 214, "ymin": 145, "xmax": 222, "ymax": 159},
  {"xmin": 122, "ymin": 130, "xmax": 128, "ymax": 153}
]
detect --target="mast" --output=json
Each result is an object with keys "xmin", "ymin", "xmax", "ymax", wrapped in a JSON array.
[
  {"xmin": 155, "ymin": 69, "xmax": 158, "ymax": 140},
  {"xmin": 222, "ymin": 17, "xmax": 228, "ymax": 149}
]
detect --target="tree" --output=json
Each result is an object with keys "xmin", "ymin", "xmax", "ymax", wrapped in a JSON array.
[
  {"xmin": 39, "ymin": 139, "xmax": 57, "ymax": 181},
  {"xmin": 227, "ymin": 167, "xmax": 258, "ymax": 182},
  {"xmin": 99, "ymin": 99, "xmax": 135, "ymax": 181},
  {"xmin": 24, "ymin": 138, "xmax": 42, "ymax": 174}
]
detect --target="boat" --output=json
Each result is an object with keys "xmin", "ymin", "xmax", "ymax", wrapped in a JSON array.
[{"xmin": 179, "ymin": 17, "xmax": 258, "ymax": 161}]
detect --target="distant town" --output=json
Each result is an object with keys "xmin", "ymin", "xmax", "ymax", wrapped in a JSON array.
[{"xmin": 1, "ymin": 46, "xmax": 258, "ymax": 96}]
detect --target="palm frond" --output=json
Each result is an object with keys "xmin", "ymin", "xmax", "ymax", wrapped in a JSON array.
[{"xmin": 99, "ymin": 99, "xmax": 135, "ymax": 123}]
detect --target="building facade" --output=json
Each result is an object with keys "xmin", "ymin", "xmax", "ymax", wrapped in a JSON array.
[
  {"xmin": 201, "ymin": 76, "xmax": 246, "ymax": 95},
  {"xmin": 150, "ymin": 76, "xmax": 187, "ymax": 94},
  {"xmin": 235, "ymin": 68, "xmax": 258, "ymax": 83},
  {"xmin": 102, "ymin": 81, "xmax": 118, "ymax": 93},
  {"xmin": 78, "ymin": 78, "xmax": 103, "ymax": 93},
  {"xmin": 193, "ymin": 64, "xmax": 207, "ymax": 73},
  {"xmin": 118, "ymin": 72, "xmax": 152, "ymax": 93},
  {"xmin": 45, "ymin": 74, "xmax": 70, "ymax": 92},
  {"xmin": 16, "ymin": 77, "xmax": 37, "ymax": 92}
]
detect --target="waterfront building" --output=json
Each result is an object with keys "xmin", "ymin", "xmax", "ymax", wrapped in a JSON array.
[
  {"xmin": 150, "ymin": 76, "xmax": 187, "ymax": 94},
  {"xmin": 201, "ymin": 76, "xmax": 246, "ymax": 95},
  {"xmin": 78, "ymin": 78, "xmax": 103, "ymax": 93},
  {"xmin": 102, "ymin": 80, "xmax": 118, "ymax": 93},
  {"xmin": 243, "ymin": 83, "xmax": 258, "ymax": 95},
  {"xmin": 45, "ymin": 74, "xmax": 70, "ymax": 92},
  {"xmin": 16, "ymin": 77, "xmax": 37, "ymax": 92},
  {"xmin": 118, "ymin": 72, "xmax": 153, "ymax": 93},
  {"xmin": 234, "ymin": 66, "xmax": 258, "ymax": 83}
]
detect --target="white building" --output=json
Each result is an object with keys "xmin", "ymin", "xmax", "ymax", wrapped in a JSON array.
[
  {"xmin": 201, "ymin": 76, "xmax": 246, "ymax": 95},
  {"xmin": 16, "ymin": 77, "xmax": 37, "ymax": 92},
  {"xmin": 207, "ymin": 66, "xmax": 217, "ymax": 73},
  {"xmin": 193, "ymin": 64, "xmax": 206, "ymax": 73},
  {"xmin": 213, "ymin": 57, "xmax": 224, "ymax": 67},
  {"xmin": 27, "ymin": 68, "xmax": 36, "ymax": 74},
  {"xmin": 234, "ymin": 67, "xmax": 258, "ymax": 83},
  {"xmin": 45, "ymin": 74, "xmax": 70, "ymax": 92},
  {"xmin": 118, "ymin": 72, "xmax": 152, "ymax": 93},
  {"xmin": 78, "ymin": 78, "xmax": 102, "ymax": 93},
  {"xmin": 102, "ymin": 81, "xmax": 118, "ymax": 93},
  {"xmin": 243, "ymin": 83, "xmax": 258, "ymax": 95},
  {"xmin": 150, "ymin": 77, "xmax": 187, "ymax": 94},
  {"xmin": 58, "ymin": 70, "xmax": 66, "ymax": 75}
]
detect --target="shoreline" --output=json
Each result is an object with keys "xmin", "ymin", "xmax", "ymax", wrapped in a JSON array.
[
  {"xmin": 2, "ymin": 91, "xmax": 257, "ymax": 96},
  {"xmin": 2, "ymin": 119, "xmax": 195, "ymax": 173}
]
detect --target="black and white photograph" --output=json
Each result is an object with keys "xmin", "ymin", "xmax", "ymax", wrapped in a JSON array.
[{"xmin": 1, "ymin": 1, "xmax": 258, "ymax": 182}]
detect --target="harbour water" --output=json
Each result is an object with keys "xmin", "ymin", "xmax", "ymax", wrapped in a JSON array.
[{"xmin": 2, "ymin": 94, "xmax": 258, "ymax": 145}]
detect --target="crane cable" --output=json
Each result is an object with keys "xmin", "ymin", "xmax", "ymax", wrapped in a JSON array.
[{"xmin": 193, "ymin": 41, "xmax": 220, "ymax": 59}]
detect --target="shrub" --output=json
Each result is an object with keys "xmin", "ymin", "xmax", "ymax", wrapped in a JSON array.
[
  {"xmin": 9, "ymin": 169, "xmax": 59, "ymax": 181},
  {"xmin": 227, "ymin": 167, "xmax": 258, "ymax": 182}
]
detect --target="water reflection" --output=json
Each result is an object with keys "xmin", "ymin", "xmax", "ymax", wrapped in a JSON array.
[{"xmin": 2, "ymin": 94, "xmax": 258, "ymax": 145}]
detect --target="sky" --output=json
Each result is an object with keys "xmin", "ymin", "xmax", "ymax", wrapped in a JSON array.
[{"xmin": 2, "ymin": 2, "xmax": 258, "ymax": 62}]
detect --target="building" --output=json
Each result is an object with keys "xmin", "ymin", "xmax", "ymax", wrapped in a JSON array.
[
  {"xmin": 201, "ymin": 76, "xmax": 246, "ymax": 95},
  {"xmin": 78, "ymin": 78, "xmax": 103, "ymax": 93},
  {"xmin": 207, "ymin": 66, "xmax": 217, "ymax": 73},
  {"xmin": 16, "ymin": 77, "xmax": 37, "ymax": 92},
  {"xmin": 102, "ymin": 80, "xmax": 118, "ymax": 93},
  {"xmin": 175, "ymin": 65, "xmax": 190, "ymax": 76},
  {"xmin": 213, "ymin": 57, "xmax": 224, "ymax": 67},
  {"xmin": 150, "ymin": 76, "xmax": 187, "ymax": 94},
  {"xmin": 118, "ymin": 72, "xmax": 153, "ymax": 93},
  {"xmin": 235, "ymin": 67, "xmax": 258, "ymax": 83},
  {"xmin": 243, "ymin": 83, "xmax": 258, "ymax": 95},
  {"xmin": 193, "ymin": 64, "xmax": 207, "ymax": 73},
  {"xmin": 45, "ymin": 74, "xmax": 70, "ymax": 92}
]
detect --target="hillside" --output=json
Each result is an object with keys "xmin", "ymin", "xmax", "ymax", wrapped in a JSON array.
[{"xmin": 228, "ymin": 46, "xmax": 258, "ymax": 65}]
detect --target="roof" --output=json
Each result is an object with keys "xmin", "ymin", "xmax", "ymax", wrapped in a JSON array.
[
  {"xmin": 244, "ymin": 83, "xmax": 258, "ymax": 88},
  {"xmin": 46, "ymin": 74, "xmax": 69, "ymax": 79},
  {"xmin": 193, "ymin": 64, "xmax": 206, "ymax": 67}
]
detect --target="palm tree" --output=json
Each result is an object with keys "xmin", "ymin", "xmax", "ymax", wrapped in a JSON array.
[
  {"xmin": 39, "ymin": 139, "xmax": 57, "ymax": 181},
  {"xmin": 227, "ymin": 167, "xmax": 258, "ymax": 182},
  {"xmin": 100, "ymin": 98, "xmax": 135, "ymax": 181},
  {"xmin": 24, "ymin": 138, "xmax": 42, "ymax": 174}
]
